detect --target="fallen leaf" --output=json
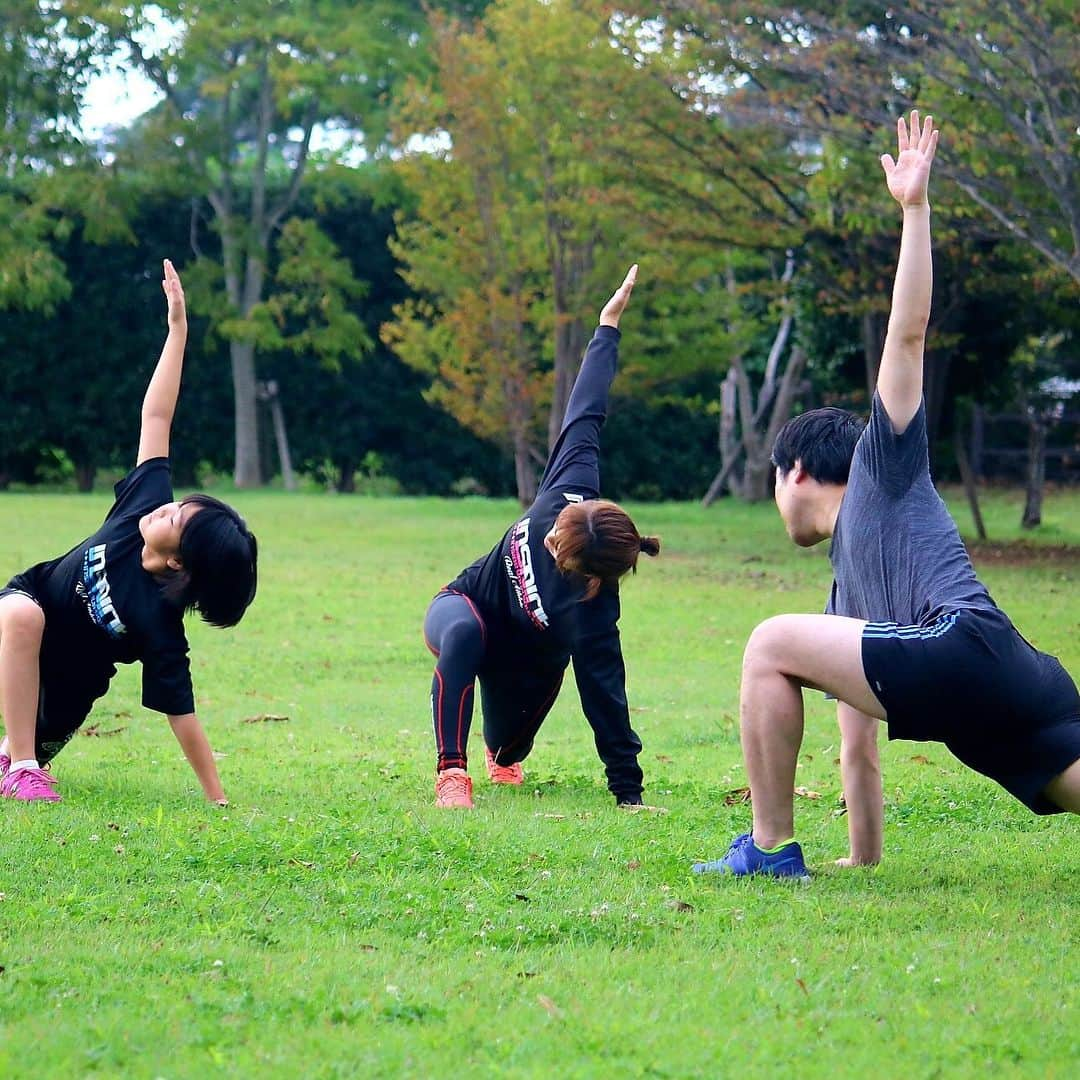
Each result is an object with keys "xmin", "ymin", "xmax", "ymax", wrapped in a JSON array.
[
  {"xmin": 288, "ymin": 859, "xmax": 315, "ymax": 869},
  {"xmin": 665, "ymin": 899, "xmax": 695, "ymax": 913},
  {"xmin": 722, "ymin": 787, "xmax": 752, "ymax": 806},
  {"xmin": 537, "ymin": 994, "xmax": 563, "ymax": 1019},
  {"xmin": 794, "ymin": 787, "xmax": 821, "ymax": 800},
  {"xmin": 796, "ymin": 977, "xmax": 809, "ymax": 996},
  {"xmin": 911, "ymin": 754, "xmax": 932, "ymax": 765},
  {"xmin": 347, "ymin": 852, "xmax": 361, "ymax": 867},
  {"xmin": 514, "ymin": 893, "xmax": 531, "ymax": 902},
  {"xmin": 655, "ymin": 754, "xmax": 673, "ymax": 764},
  {"xmin": 242, "ymin": 714, "xmax": 290, "ymax": 724},
  {"xmin": 535, "ymin": 813, "xmax": 565, "ymax": 820},
  {"xmin": 626, "ymin": 860, "xmax": 641, "ymax": 871},
  {"xmin": 517, "ymin": 970, "xmax": 538, "ymax": 978},
  {"xmin": 80, "ymin": 724, "xmax": 127, "ymax": 738},
  {"xmin": 358, "ymin": 944, "xmax": 378, "ymax": 952}
]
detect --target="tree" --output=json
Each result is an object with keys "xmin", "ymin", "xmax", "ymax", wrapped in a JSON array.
[
  {"xmin": 386, "ymin": 0, "xmax": 645, "ymax": 502},
  {"xmin": 71, "ymin": 0, "xmax": 476, "ymax": 486},
  {"xmin": 660, "ymin": 1, "xmax": 1080, "ymax": 288},
  {"xmin": 1, "ymin": 1, "xmax": 127, "ymax": 312}
]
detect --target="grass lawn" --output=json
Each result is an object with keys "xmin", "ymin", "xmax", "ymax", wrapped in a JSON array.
[{"xmin": 1, "ymin": 485, "xmax": 1077, "ymax": 1078}]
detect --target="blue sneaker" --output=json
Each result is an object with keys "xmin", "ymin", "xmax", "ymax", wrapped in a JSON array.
[{"xmin": 692, "ymin": 832, "xmax": 810, "ymax": 881}]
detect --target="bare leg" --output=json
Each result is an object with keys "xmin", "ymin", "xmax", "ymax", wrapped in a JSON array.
[
  {"xmin": 1042, "ymin": 757, "xmax": 1080, "ymax": 814},
  {"xmin": 740, "ymin": 614, "xmax": 885, "ymax": 849},
  {"xmin": 0, "ymin": 594, "xmax": 45, "ymax": 763}
]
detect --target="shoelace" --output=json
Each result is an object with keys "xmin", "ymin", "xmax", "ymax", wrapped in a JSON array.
[
  {"xmin": 489, "ymin": 762, "xmax": 521, "ymax": 781},
  {"xmin": 439, "ymin": 773, "xmax": 469, "ymax": 796},
  {"xmin": 727, "ymin": 832, "xmax": 753, "ymax": 857},
  {"xmin": 7, "ymin": 767, "xmax": 59, "ymax": 795}
]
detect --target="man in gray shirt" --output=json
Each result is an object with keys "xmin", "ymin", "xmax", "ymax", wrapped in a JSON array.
[{"xmin": 694, "ymin": 112, "xmax": 1080, "ymax": 880}]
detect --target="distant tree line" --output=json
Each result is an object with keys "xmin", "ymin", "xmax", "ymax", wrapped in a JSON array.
[{"xmin": 1, "ymin": 1, "xmax": 1076, "ymax": 513}]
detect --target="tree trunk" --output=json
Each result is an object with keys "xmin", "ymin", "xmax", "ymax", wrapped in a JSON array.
[
  {"xmin": 740, "ymin": 455, "xmax": 772, "ymax": 502},
  {"xmin": 74, "ymin": 459, "xmax": 95, "ymax": 493},
  {"xmin": 922, "ymin": 348, "xmax": 952, "ymax": 473},
  {"xmin": 1021, "ymin": 412, "xmax": 1047, "ymax": 529},
  {"xmin": 336, "ymin": 459, "xmax": 356, "ymax": 493},
  {"xmin": 259, "ymin": 380, "xmax": 296, "ymax": 491},
  {"xmin": 549, "ymin": 314, "xmax": 588, "ymax": 450},
  {"xmin": 513, "ymin": 433, "xmax": 537, "ymax": 506},
  {"xmin": 231, "ymin": 340, "xmax": 262, "ymax": 488},
  {"xmin": 954, "ymin": 425, "xmax": 987, "ymax": 542}
]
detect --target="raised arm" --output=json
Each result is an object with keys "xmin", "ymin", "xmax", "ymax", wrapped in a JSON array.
[
  {"xmin": 137, "ymin": 259, "xmax": 187, "ymax": 466},
  {"xmin": 537, "ymin": 265, "xmax": 637, "ymax": 497},
  {"xmin": 877, "ymin": 112, "xmax": 939, "ymax": 435}
]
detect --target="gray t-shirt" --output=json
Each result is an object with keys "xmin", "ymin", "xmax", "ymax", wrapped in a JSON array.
[{"xmin": 827, "ymin": 393, "xmax": 994, "ymax": 625}]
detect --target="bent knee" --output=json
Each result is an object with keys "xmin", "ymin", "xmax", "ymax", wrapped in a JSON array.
[
  {"xmin": 0, "ymin": 595, "xmax": 45, "ymax": 642},
  {"xmin": 742, "ymin": 615, "xmax": 794, "ymax": 674},
  {"xmin": 1042, "ymin": 757, "xmax": 1080, "ymax": 815},
  {"xmin": 439, "ymin": 619, "xmax": 486, "ymax": 662}
]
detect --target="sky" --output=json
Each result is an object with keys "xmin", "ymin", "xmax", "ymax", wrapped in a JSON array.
[{"xmin": 81, "ymin": 63, "xmax": 162, "ymax": 138}]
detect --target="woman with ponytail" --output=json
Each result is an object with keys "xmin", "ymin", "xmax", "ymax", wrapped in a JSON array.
[{"xmin": 423, "ymin": 266, "xmax": 660, "ymax": 809}]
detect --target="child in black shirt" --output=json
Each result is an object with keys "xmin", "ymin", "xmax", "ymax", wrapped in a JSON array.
[
  {"xmin": 423, "ymin": 266, "xmax": 661, "ymax": 809},
  {"xmin": 0, "ymin": 261, "xmax": 258, "ymax": 803}
]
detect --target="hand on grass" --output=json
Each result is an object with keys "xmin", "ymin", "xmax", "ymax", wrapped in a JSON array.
[{"xmin": 599, "ymin": 264, "xmax": 638, "ymax": 329}]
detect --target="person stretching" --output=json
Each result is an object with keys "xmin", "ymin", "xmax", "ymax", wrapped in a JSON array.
[
  {"xmin": 423, "ymin": 265, "xmax": 660, "ymax": 809},
  {"xmin": 0, "ymin": 260, "xmax": 258, "ymax": 803},
  {"xmin": 694, "ymin": 112, "xmax": 1079, "ymax": 879}
]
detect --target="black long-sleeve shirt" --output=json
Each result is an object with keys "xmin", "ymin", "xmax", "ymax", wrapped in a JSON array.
[{"xmin": 446, "ymin": 325, "xmax": 644, "ymax": 801}]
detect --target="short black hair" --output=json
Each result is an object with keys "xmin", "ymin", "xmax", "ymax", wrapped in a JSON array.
[
  {"xmin": 771, "ymin": 407, "xmax": 865, "ymax": 486},
  {"xmin": 173, "ymin": 494, "xmax": 258, "ymax": 628}
]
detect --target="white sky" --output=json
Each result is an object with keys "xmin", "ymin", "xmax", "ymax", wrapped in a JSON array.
[{"xmin": 81, "ymin": 64, "xmax": 162, "ymax": 137}]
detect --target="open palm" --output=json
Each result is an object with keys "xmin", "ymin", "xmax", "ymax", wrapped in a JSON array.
[{"xmin": 881, "ymin": 111, "xmax": 939, "ymax": 207}]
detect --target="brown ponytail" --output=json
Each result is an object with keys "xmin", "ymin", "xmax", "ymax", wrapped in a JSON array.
[{"xmin": 550, "ymin": 500, "xmax": 660, "ymax": 600}]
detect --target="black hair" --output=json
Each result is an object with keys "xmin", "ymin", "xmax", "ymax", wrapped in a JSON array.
[
  {"xmin": 771, "ymin": 407, "xmax": 865, "ymax": 486},
  {"xmin": 163, "ymin": 494, "xmax": 258, "ymax": 628}
]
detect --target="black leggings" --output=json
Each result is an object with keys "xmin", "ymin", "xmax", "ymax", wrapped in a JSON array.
[{"xmin": 423, "ymin": 591, "xmax": 564, "ymax": 773}]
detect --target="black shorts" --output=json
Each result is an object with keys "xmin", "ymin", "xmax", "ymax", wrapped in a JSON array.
[
  {"xmin": 1, "ymin": 584, "xmax": 99, "ymax": 764},
  {"xmin": 861, "ymin": 607, "xmax": 1080, "ymax": 815}
]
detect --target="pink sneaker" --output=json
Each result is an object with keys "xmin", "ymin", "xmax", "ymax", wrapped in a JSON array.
[
  {"xmin": 1, "ymin": 766, "xmax": 61, "ymax": 802},
  {"xmin": 485, "ymin": 747, "xmax": 524, "ymax": 785},
  {"xmin": 435, "ymin": 768, "xmax": 474, "ymax": 809},
  {"xmin": 0, "ymin": 754, "xmax": 9, "ymax": 779}
]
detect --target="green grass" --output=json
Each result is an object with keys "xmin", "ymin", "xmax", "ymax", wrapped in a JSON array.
[{"xmin": 1, "ymin": 486, "xmax": 1077, "ymax": 1078}]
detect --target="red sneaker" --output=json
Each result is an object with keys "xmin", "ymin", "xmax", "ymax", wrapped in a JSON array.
[
  {"xmin": 1, "ymin": 765, "xmax": 61, "ymax": 802},
  {"xmin": 435, "ymin": 768, "xmax": 474, "ymax": 809},
  {"xmin": 485, "ymin": 747, "xmax": 524, "ymax": 785}
]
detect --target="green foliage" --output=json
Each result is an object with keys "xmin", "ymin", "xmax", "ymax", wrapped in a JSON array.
[{"xmin": 0, "ymin": 490, "xmax": 1076, "ymax": 1074}]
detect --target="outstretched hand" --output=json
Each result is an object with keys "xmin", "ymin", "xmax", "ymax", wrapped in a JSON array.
[
  {"xmin": 880, "ymin": 110, "xmax": 939, "ymax": 208},
  {"xmin": 162, "ymin": 258, "xmax": 187, "ymax": 330},
  {"xmin": 599, "ymin": 263, "xmax": 638, "ymax": 329}
]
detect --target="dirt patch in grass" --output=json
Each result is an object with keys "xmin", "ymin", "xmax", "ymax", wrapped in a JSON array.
[{"xmin": 966, "ymin": 541, "xmax": 1080, "ymax": 567}]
